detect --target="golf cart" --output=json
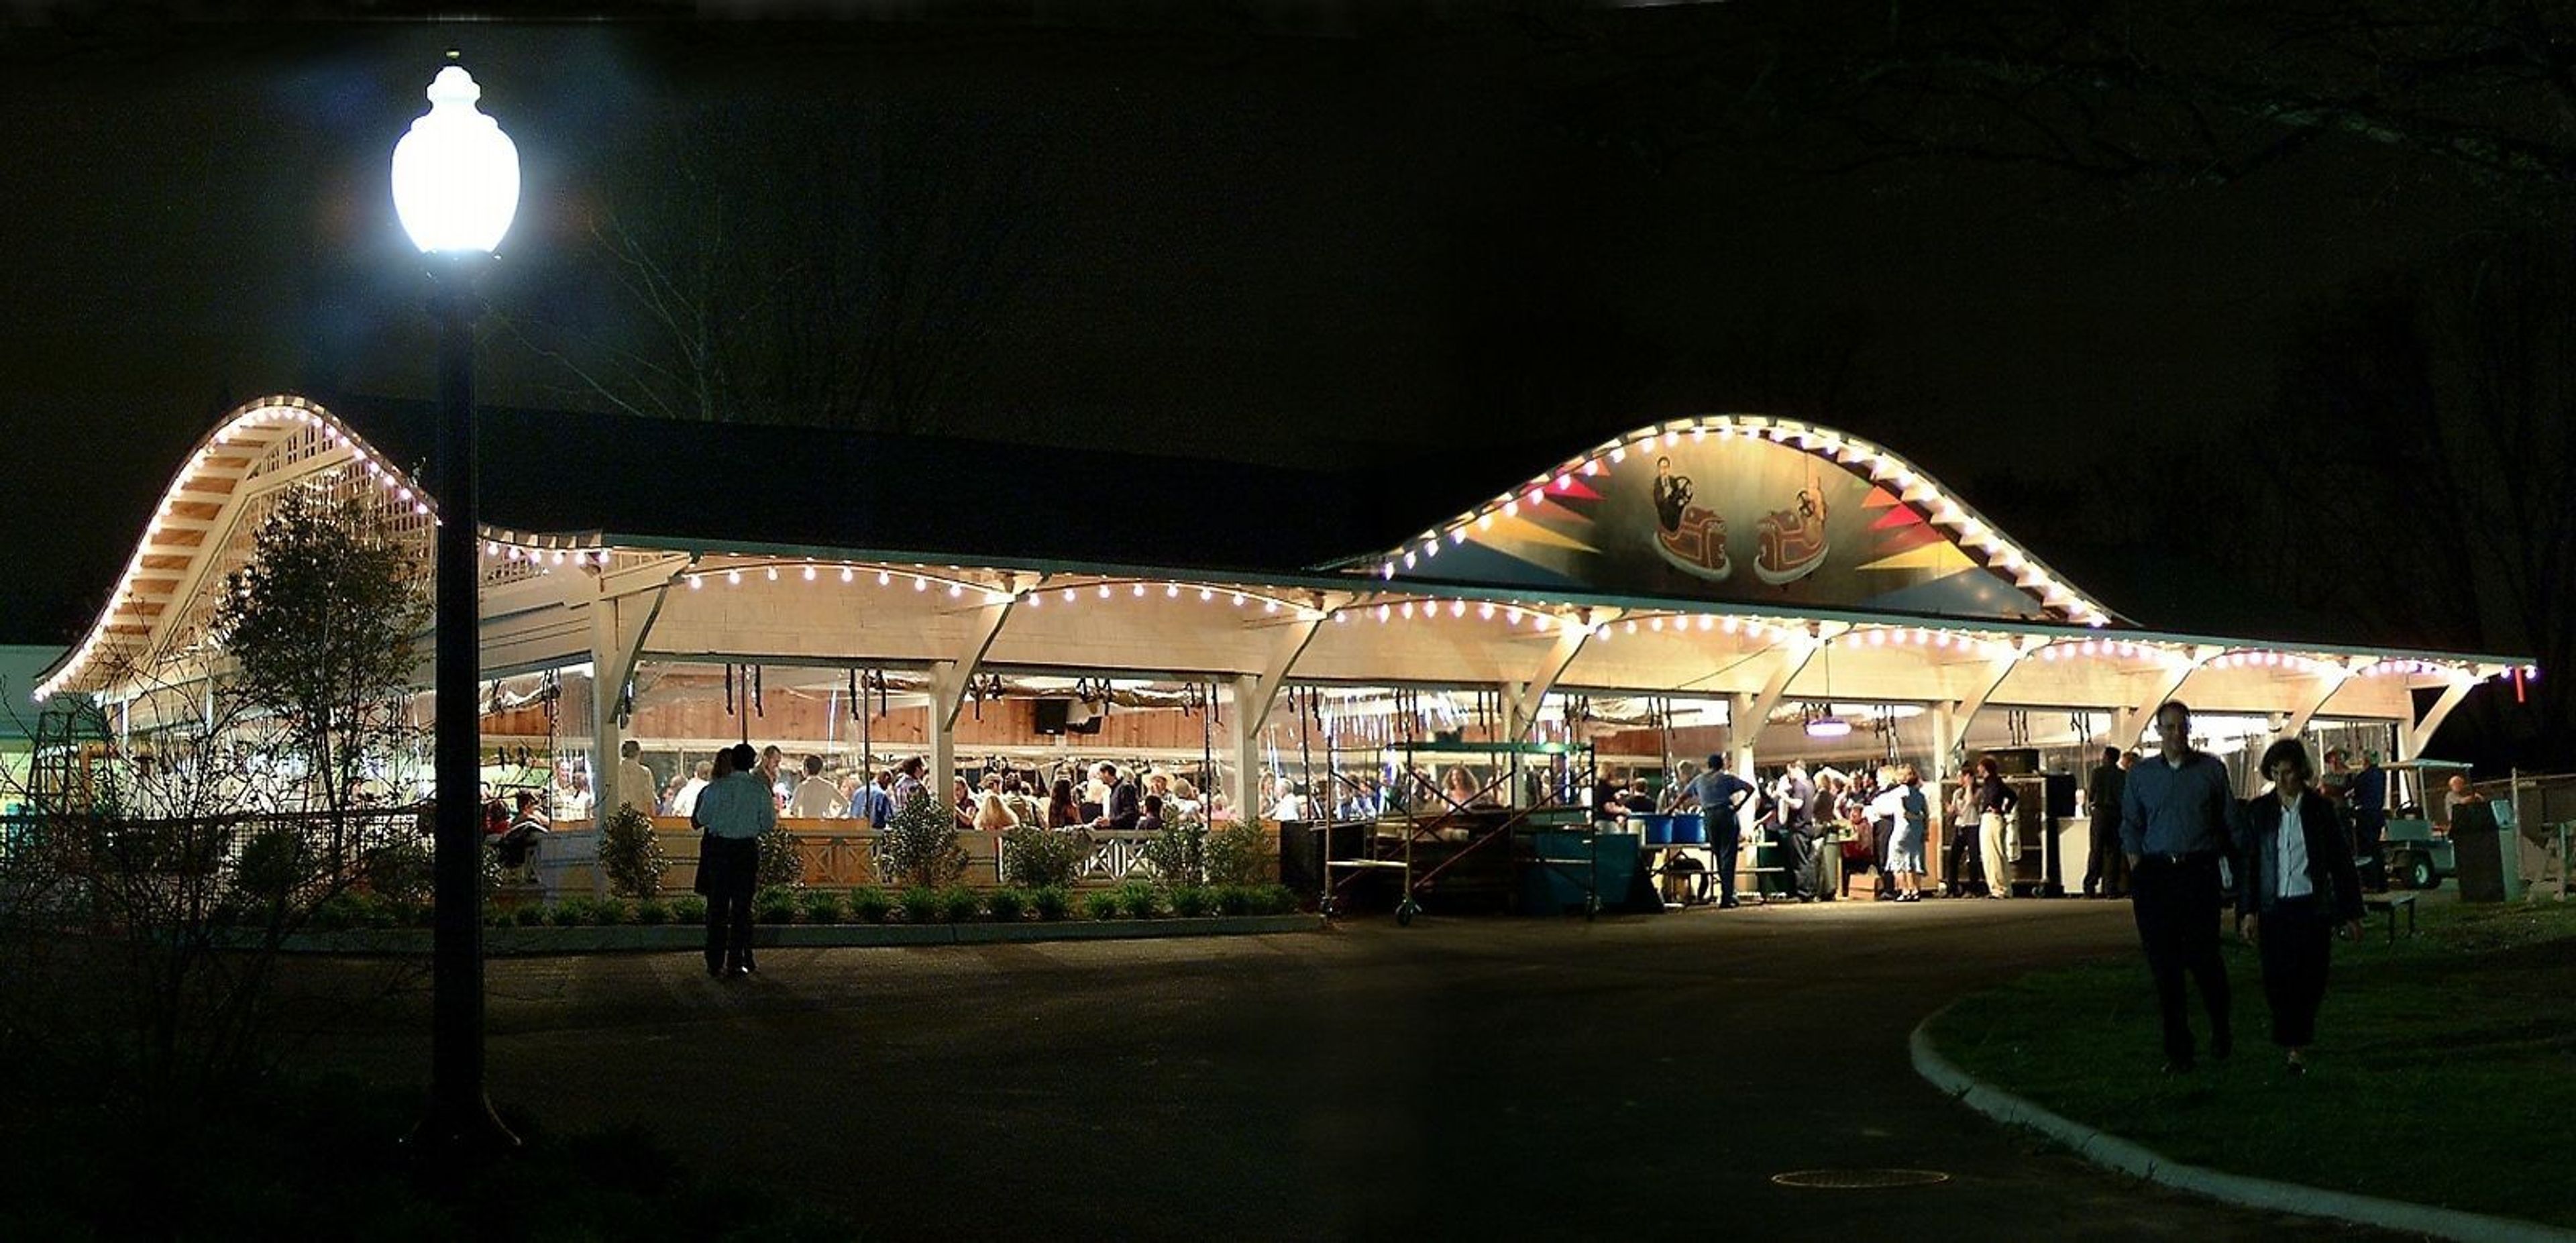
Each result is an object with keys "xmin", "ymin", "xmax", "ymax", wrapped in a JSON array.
[{"xmin": 2377, "ymin": 759, "xmax": 2474, "ymax": 891}]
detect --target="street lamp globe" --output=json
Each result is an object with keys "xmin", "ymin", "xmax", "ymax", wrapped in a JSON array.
[{"xmin": 390, "ymin": 64, "xmax": 520, "ymax": 256}]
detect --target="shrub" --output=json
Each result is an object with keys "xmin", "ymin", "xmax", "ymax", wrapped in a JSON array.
[
  {"xmin": 1204, "ymin": 820, "xmax": 1270, "ymax": 887},
  {"xmin": 848, "ymin": 886, "xmax": 894, "ymax": 924},
  {"xmin": 1257, "ymin": 884, "xmax": 1300, "ymax": 916},
  {"xmin": 1169, "ymin": 885, "xmax": 1212, "ymax": 918},
  {"xmin": 309, "ymin": 893, "xmax": 369, "ymax": 931},
  {"xmin": 589, "ymin": 898, "xmax": 630, "ymax": 926},
  {"xmin": 898, "ymin": 885, "xmax": 944, "ymax": 924},
  {"xmin": 548, "ymin": 898, "xmax": 592, "ymax": 928},
  {"xmin": 799, "ymin": 889, "xmax": 847, "ymax": 925},
  {"xmin": 632, "ymin": 898, "xmax": 671, "ymax": 926},
  {"xmin": 879, "ymin": 790, "xmax": 971, "ymax": 889},
  {"xmin": 939, "ymin": 886, "xmax": 983, "ymax": 924},
  {"xmin": 1140, "ymin": 815, "xmax": 1207, "ymax": 885},
  {"xmin": 753, "ymin": 886, "xmax": 800, "ymax": 925},
  {"xmin": 671, "ymin": 895, "xmax": 708, "ymax": 923},
  {"xmin": 1030, "ymin": 885, "xmax": 1072, "ymax": 922},
  {"xmin": 1213, "ymin": 884, "xmax": 1255, "ymax": 917},
  {"xmin": 600, "ymin": 806, "xmax": 669, "ymax": 898},
  {"xmin": 1083, "ymin": 890, "xmax": 1122, "ymax": 921},
  {"xmin": 755, "ymin": 824, "xmax": 805, "ymax": 890},
  {"xmin": 985, "ymin": 888, "xmax": 1028, "ymax": 922},
  {"xmin": 1116, "ymin": 879, "xmax": 1162, "ymax": 920},
  {"xmin": 358, "ymin": 836, "xmax": 437, "ymax": 906},
  {"xmin": 511, "ymin": 902, "xmax": 547, "ymax": 927},
  {"xmin": 1001, "ymin": 825, "xmax": 1092, "ymax": 889}
]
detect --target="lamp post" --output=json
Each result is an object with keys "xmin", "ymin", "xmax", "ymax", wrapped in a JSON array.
[{"xmin": 392, "ymin": 57, "xmax": 521, "ymax": 1155}]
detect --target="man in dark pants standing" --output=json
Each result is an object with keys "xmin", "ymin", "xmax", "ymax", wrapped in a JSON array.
[
  {"xmin": 696, "ymin": 742, "xmax": 775, "ymax": 979},
  {"xmin": 2121, "ymin": 701, "xmax": 2239, "ymax": 1072},
  {"xmin": 1682, "ymin": 754, "xmax": 1758, "ymax": 908},
  {"xmin": 2084, "ymin": 747, "xmax": 2131, "ymax": 898},
  {"xmin": 1778, "ymin": 763, "xmax": 1820, "ymax": 902},
  {"xmin": 2347, "ymin": 752, "xmax": 2389, "ymax": 891}
]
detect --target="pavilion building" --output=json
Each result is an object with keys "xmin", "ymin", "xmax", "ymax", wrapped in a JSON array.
[{"xmin": 30, "ymin": 394, "xmax": 2531, "ymax": 892}]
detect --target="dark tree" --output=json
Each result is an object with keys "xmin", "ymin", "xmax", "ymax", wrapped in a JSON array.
[{"xmin": 500, "ymin": 96, "xmax": 1049, "ymax": 435}]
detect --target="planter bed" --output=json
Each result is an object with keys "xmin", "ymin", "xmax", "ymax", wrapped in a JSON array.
[{"xmin": 221, "ymin": 912, "xmax": 1323, "ymax": 955}]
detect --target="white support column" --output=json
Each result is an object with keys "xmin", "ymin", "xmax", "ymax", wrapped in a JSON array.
[
  {"xmin": 1935, "ymin": 648, "xmax": 2026, "ymax": 753},
  {"xmin": 587, "ymin": 560, "xmax": 685, "ymax": 830},
  {"xmin": 2398, "ymin": 678, "xmax": 2477, "ymax": 761},
  {"xmin": 2275, "ymin": 669, "xmax": 2356, "ymax": 741},
  {"xmin": 1503, "ymin": 618, "xmax": 1595, "ymax": 740},
  {"xmin": 1227, "ymin": 611, "xmax": 1326, "ymax": 814},
  {"xmin": 2114, "ymin": 647, "xmax": 2219, "ymax": 749},
  {"xmin": 1729, "ymin": 635, "xmax": 1827, "ymax": 772},
  {"xmin": 1927, "ymin": 706, "xmax": 1958, "ymax": 887},
  {"xmin": 926, "ymin": 589, "xmax": 1020, "ymax": 804},
  {"xmin": 578, "ymin": 559, "xmax": 684, "ymax": 900}
]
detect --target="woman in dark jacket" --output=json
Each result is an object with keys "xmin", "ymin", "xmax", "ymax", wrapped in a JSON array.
[{"xmin": 2238, "ymin": 739, "xmax": 2366, "ymax": 1075}]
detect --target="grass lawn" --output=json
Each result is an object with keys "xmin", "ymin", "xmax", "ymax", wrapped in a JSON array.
[{"xmin": 1928, "ymin": 895, "xmax": 2576, "ymax": 1229}]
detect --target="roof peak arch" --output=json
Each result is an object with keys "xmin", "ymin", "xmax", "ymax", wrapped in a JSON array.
[
  {"xmin": 1361, "ymin": 414, "xmax": 2121, "ymax": 629},
  {"xmin": 35, "ymin": 394, "xmax": 441, "ymax": 700}
]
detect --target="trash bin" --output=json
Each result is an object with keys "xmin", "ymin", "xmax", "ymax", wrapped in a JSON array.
[{"xmin": 2451, "ymin": 803, "xmax": 2508, "ymax": 903}]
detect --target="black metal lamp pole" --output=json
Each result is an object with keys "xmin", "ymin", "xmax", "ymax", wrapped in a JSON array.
[
  {"xmin": 418, "ymin": 254, "xmax": 517, "ymax": 1155},
  {"xmin": 394, "ymin": 54, "xmax": 521, "ymax": 1160}
]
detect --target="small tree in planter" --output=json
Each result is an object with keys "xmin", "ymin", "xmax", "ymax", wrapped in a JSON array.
[
  {"xmin": 1001, "ymin": 824, "xmax": 1091, "ymax": 889},
  {"xmin": 1140, "ymin": 811, "xmax": 1208, "ymax": 886},
  {"xmin": 755, "ymin": 822, "xmax": 805, "ymax": 890},
  {"xmin": 878, "ymin": 789, "xmax": 971, "ymax": 889},
  {"xmin": 600, "ymin": 804, "xmax": 669, "ymax": 898},
  {"xmin": 1204, "ymin": 818, "xmax": 1271, "ymax": 887}
]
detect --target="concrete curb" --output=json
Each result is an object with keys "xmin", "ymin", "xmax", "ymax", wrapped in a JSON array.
[
  {"xmin": 1910, "ymin": 1004, "xmax": 2576, "ymax": 1242},
  {"xmin": 225, "ymin": 914, "xmax": 1324, "ymax": 956}
]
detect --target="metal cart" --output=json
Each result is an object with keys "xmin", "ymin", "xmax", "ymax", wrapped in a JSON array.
[{"xmin": 1322, "ymin": 739, "xmax": 1598, "ymax": 924}]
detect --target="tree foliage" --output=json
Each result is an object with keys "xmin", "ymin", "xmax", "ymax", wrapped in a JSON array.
[
  {"xmin": 501, "ymin": 97, "xmax": 1049, "ymax": 436},
  {"xmin": 876, "ymin": 788, "xmax": 971, "ymax": 889},
  {"xmin": 0, "ymin": 484, "xmax": 432, "ymax": 1099},
  {"xmin": 212, "ymin": 486, "xmax": 429, "ymax": 812}
]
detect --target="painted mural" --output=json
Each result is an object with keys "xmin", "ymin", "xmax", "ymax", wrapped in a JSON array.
[{"xmin": 1393, "ymin": 433, "xmax": 2061, "ymax": 622}]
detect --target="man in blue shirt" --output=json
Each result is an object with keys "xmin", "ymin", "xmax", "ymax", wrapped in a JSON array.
[
  {"xmin": 2119, "ymin": 700, "xmax": 2239, "ymax": 1072},
  {"xmin": 2346, "ymin": 752, "xmax": 2388, "ymax": 891},
  {"xmin": 1683, "ymin": 755, "xmax": 1758, "ymax": 909}
]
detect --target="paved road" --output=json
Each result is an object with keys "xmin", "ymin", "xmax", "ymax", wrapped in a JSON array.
[{"xmin": 327, "ymin": 900, "xmax": 2406, "ymax": 1240}]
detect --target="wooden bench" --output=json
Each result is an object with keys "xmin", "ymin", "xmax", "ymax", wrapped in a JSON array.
[{"xmin": 2362, "ymin": 893, "xmax": 2417, "ymax": 945}]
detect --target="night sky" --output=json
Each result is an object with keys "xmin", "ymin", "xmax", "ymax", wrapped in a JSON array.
[{"xmin": 0, "ymin": 10, "xmax": 2518, "ymax": 649}]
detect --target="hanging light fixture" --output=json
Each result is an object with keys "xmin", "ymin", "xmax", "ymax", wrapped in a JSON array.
[{"xmin": 1805, "ymin": 634, "xmax": 1849, "ymax": 738}]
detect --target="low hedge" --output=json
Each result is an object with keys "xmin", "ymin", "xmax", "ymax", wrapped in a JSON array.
[{"xmin": 276, "ymin": 883, "xmax": 1304, "ymax": 930}]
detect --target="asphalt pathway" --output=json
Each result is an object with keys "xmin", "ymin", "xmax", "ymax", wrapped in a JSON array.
[{"xmin": 329, "ymin": 900, "xmax": 2408, "ymax": 1241}]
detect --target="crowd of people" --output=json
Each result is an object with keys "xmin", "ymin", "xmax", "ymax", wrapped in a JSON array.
[{"xmin": 610, "ymin": 743, "xmax": 1232, "ymax": 837}]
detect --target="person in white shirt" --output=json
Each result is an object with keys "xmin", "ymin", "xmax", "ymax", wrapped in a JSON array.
[
  {"xmin": 1269, "ymin": 781, "xmax": 1311, "ymax": 822},
  {"xmin": 669, "ymin": 759, "xmax": 714, "ymax": 818},
  {"xmin": 614, "ymin": 740, "xmax": 659, "ymax": 816},
  {"xmin": 786, "ymin": 755, "xmax": 843, "ymax": 818},
  {"xmin": 2238, "ymin": 739, "xmax": 2364, "ymax": 1075}
]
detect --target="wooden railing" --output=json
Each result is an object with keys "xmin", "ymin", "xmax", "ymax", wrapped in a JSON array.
[{"xmin": 647, "ymin": 819, "xmax": 1277, "ymax": 891}]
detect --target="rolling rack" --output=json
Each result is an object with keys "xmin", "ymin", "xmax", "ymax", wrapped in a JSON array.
[{"xmin": 1321, "ymin": 726, "xmax": 1599, "ymax": 925}]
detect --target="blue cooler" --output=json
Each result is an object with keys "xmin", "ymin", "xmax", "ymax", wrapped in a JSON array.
[
  {"xmin": 1638, "ymin": 814, "xmax": 1678, "ymax": 845},
  {"xmin": 1666, "ymin": 812, "xmax": 1707, "ymax": 845}
]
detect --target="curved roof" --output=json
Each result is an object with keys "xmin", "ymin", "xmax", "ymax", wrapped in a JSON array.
[
  {"xmin": 39, "ymin": 396, "xmax": 2530, "ymax": 704},
  {"xmin": 1360, "ymin": 414, "xmax": 2118, "ymax": 628},
  {"xmin": 34, "ymin": 395, "xmax": 437, "ymax": 701}
]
